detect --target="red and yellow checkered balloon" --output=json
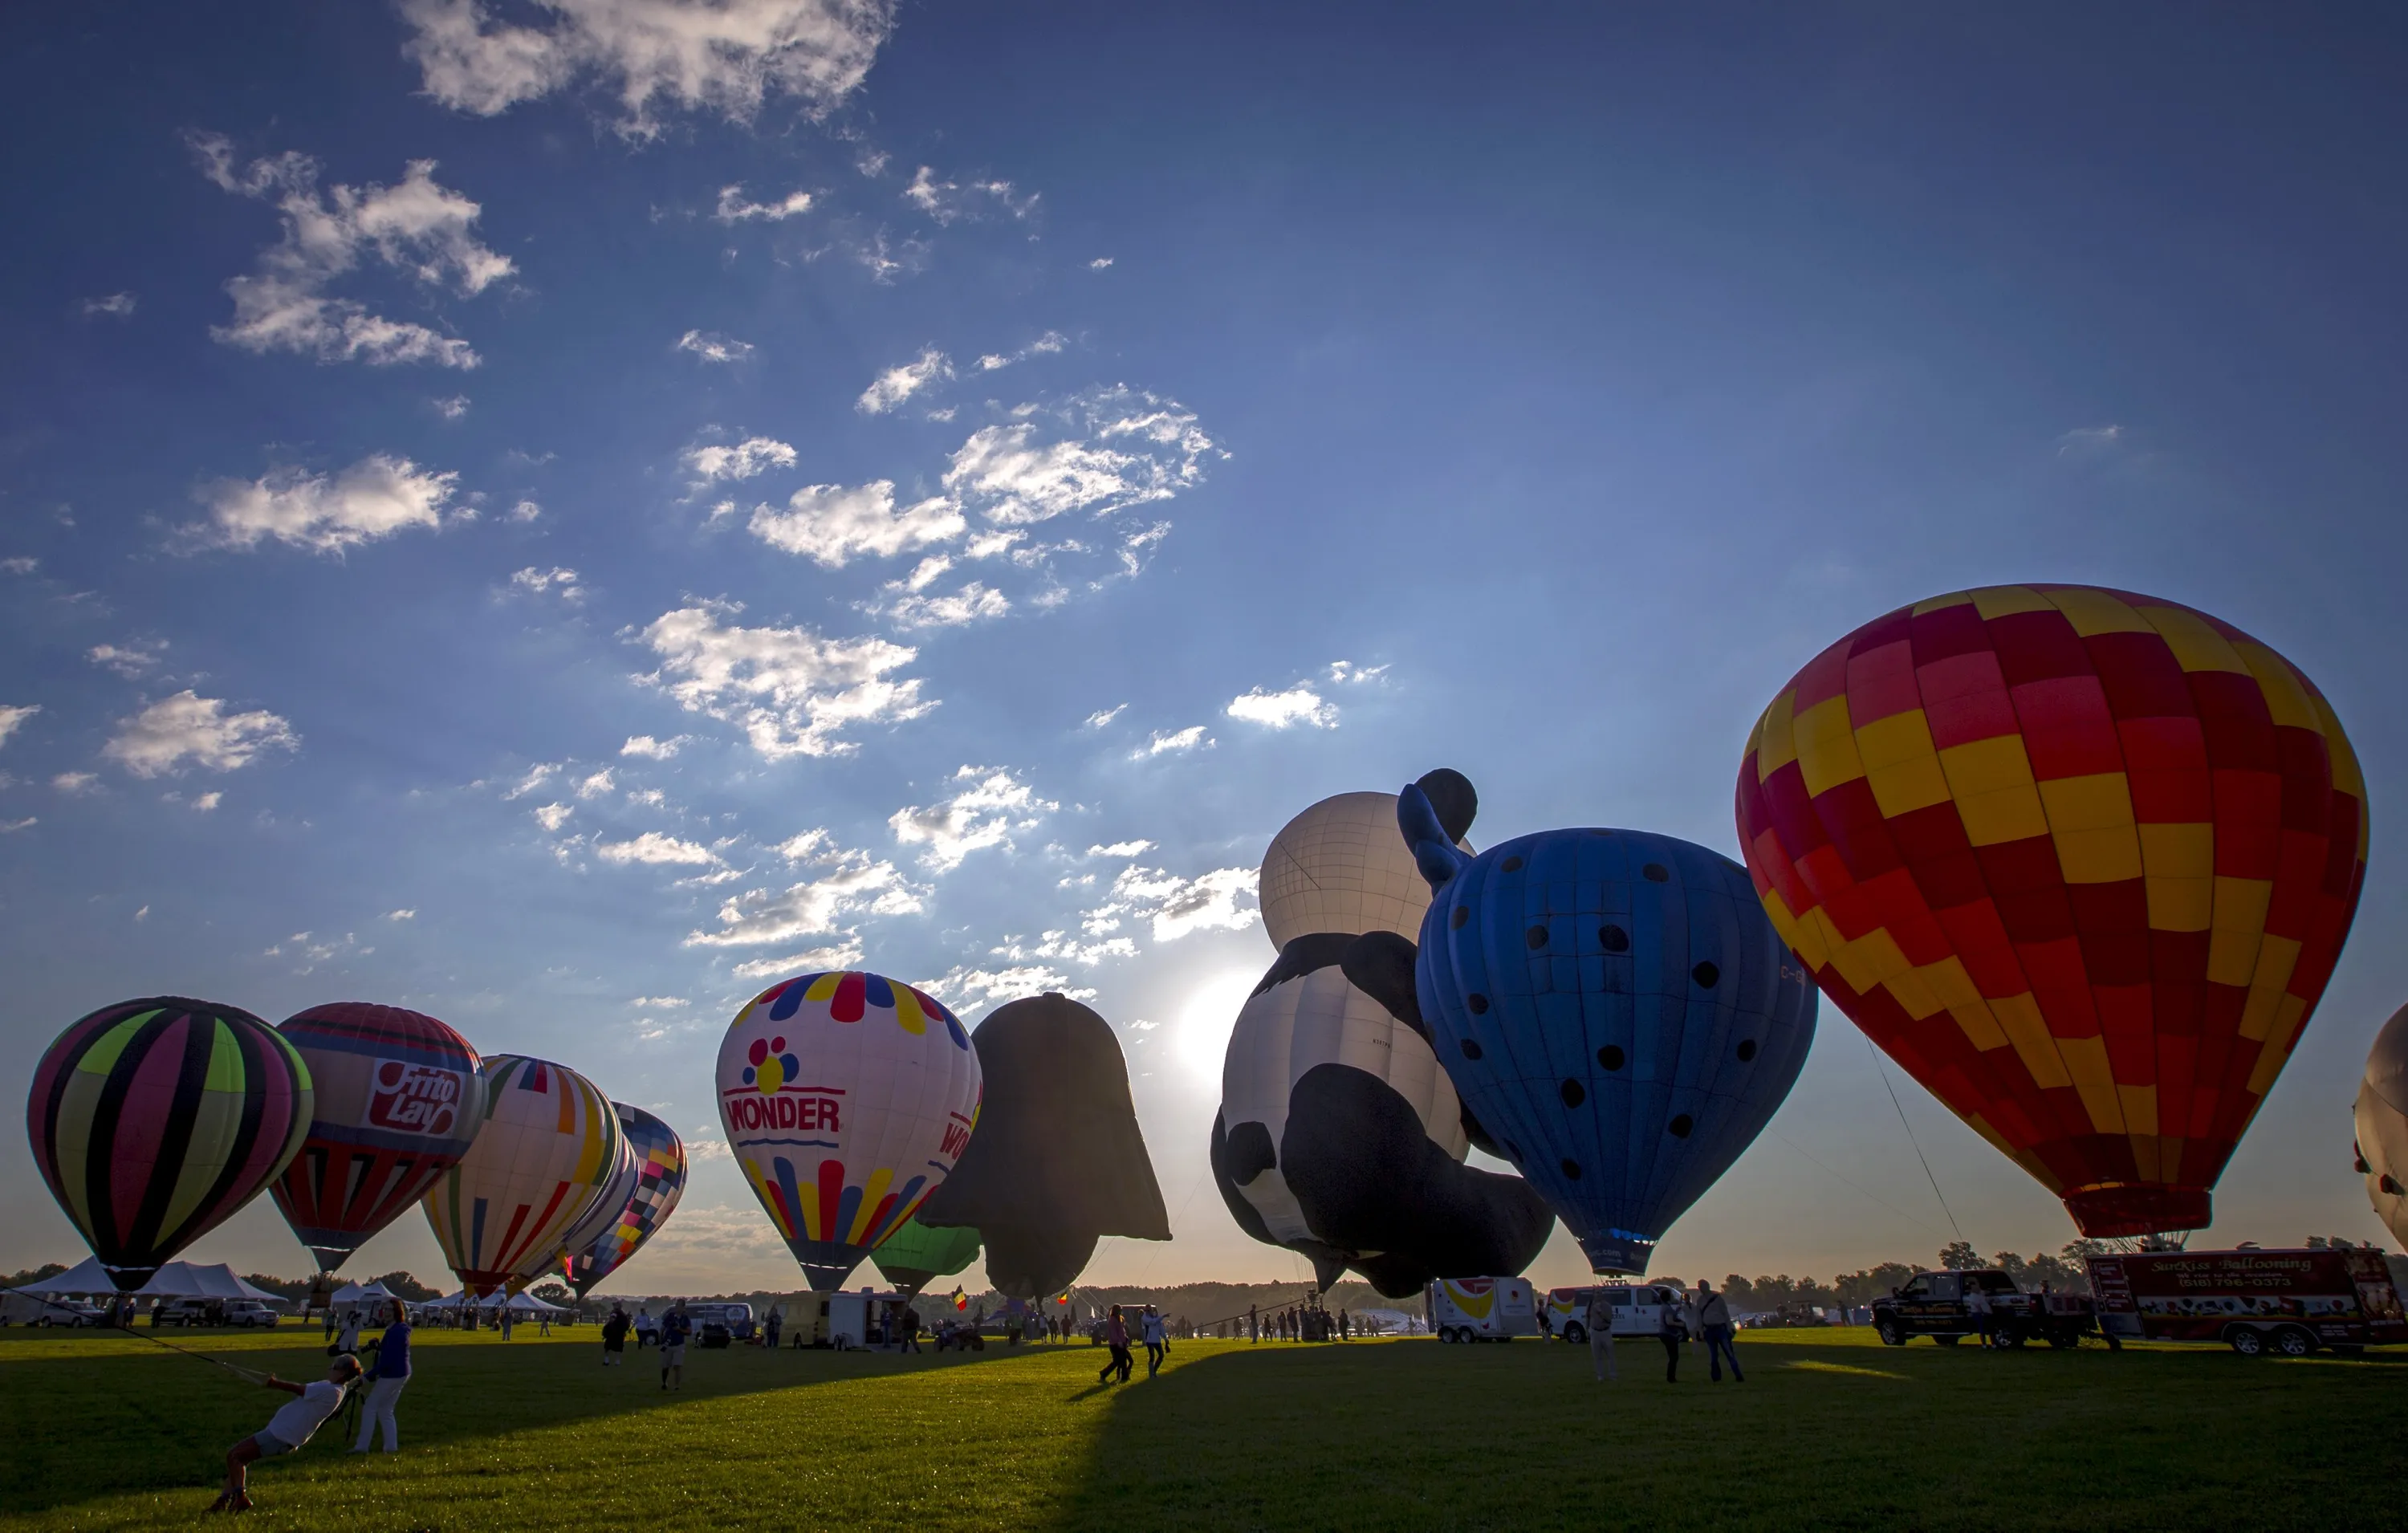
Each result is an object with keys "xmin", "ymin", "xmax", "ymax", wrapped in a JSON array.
[{"xmin": 1735, "ymin": 586, "xmax": 2365, "ymax": 1237}]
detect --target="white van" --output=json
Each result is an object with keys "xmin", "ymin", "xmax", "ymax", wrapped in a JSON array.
[
  {"xmin": 1544, "ymin": 1282, "xmax": 1686, "ymax": 1342},
  {"xmin": 1429, "ymin": 1277, "xmax": 1537, "ymax": 1343}
]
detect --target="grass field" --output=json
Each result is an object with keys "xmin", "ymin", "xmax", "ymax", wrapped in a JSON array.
[{"xmin": 2, "ymin": 1324, "xmax": 2401, "ymax": 1531}]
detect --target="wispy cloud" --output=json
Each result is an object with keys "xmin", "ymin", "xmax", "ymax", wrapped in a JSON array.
[
  {"xmin": 620, "ymin": 734, "xmax": 684, "ymax": 758},
  {"xmin": 186, "ymin": 454, "xmax": 457, "ymax": 555},
  {"xmin": 1081, "ymin": 864, "xmax": 1259, "ymax": 942},
  {"xmin": 1137, "ymin": 725, "xmax": 1210, "ymax": 757},
  {"xmin": 510, "ymin": 565, "xmax": 583, "ymax": 601},
  {"xmin": 88, "ymin": 641, "xmax": 168, "ymax": 678},
  {"xmin": 856, "ymin": 347, "xmax": 953, "ymax": 413},
  {"xmin": 749, "ymin": 480, "xmax": 963, "ymax": 567},
  {"xmin": 919, "ymin": 964, "xmax": 1092, "ymax": 1010},
  {"xmin": 1226, "ymin": 683, "xmax": 1337, "ymax": 730},
  {"xmin": 676, "ymin": 329, "xmax": 755, "ymax": 364},
  {"xmin": 1327, "ymin": 661, "xmax": 1388, "ymax": 685},
  {"xmin": 714, "ymin": 183, "xmax": 815, "ymax": 222},
  {"xmin": 637, "ymin": 599, "xmax": 928, "ymax": 759},
  {"xmin": 889, "ymin": 765, "xmax": 1056, "ymax": 871},
  {"xmin": 596, "ymin": 831, "xmax": 718, "ymax": 866},
  {"xmin": 0, "ymin": 706, "xmax": 39, "ymax": 748},
  {"xmin": 1082, "ymin": 704, "xmax": 1126, "ymax": 729},
  {"xmin": 686, "ymin": 830, "xmax": 920, "ymax": 947},
  {"xmin": 902, "ymin": 165, "xmax": 1038, "ymax": 224},
  {"xmin": 2056, "ymin": 424, "xmax": 2126, "ymax": 457},
  {"xmin": 102, "ymin": 691, "xmax": 298, "ymax": 778},
  {"xmin": 80, "ymin": 293, "xmax": 137, "ymax": 319},
  {"xmin": 974, "ymin": 331, "xmax": 1067, "ymax": 372},
  {"xmin": 684, "ymin": 435, "xmax": 795, "ymax": 485}
]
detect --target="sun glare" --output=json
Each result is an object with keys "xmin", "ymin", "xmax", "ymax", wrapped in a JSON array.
[{"xmin": 1176, "ymin": 968, "xmax": 1262, "ymax": 1088}]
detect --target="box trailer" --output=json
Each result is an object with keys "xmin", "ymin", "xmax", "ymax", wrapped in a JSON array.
[
  {"xmin": 2087, "ymin": 1248, "xmax": 2408, "ymax": 1356},
  {"xmin": 1428, "ymin": 1277, "xmax": 1537, "ymax": 1343}
]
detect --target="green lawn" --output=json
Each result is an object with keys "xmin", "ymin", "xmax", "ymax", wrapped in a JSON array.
[{"xmin": 1, "ymin": 1324, "xmax": 2399, "ymax": 1531}]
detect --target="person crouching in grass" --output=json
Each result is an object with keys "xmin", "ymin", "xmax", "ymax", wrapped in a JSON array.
[{"xmin": 213, "ymin": 1354, "xmax": 362, "ymax": 1512}]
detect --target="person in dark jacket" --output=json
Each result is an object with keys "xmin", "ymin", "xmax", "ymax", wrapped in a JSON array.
[
  {"xmin": 1658, "ymin": 1293, "xmax": 1687, "ymax": 1382},
  {"xmin": 1693, "ymin": 1280, "xmax": 1743, "ymax": 1382},
  {"xmin": 351, "ymin": 1300, "xmax": 412, "ymax": 1453},
  {"xmin": 601, "ymin": 1307, "xmax": 629, "ymax": 1365},
  {"xmin": 1099, "ymin": 1306, "xmax": 1133, "ymax": 1385}
]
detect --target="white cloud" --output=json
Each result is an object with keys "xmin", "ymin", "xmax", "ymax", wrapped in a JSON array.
[
  {"xmin": 53, "ymin": 772, "xmax": 98, "ymax": 795},
  {"xmin": 596, "ymin": 831, "xmax": 718, "ymax": 866},
  {"xmin": 686, "ymin": 832, "xmax": 919, "ymax": 946},
  {"xmin": 1088, "ymin": 257, "xmax": 1113, "ymax": 270},
  {"xmin": 919, "ymin": 965, "xmax": 1092, "ymax": 1010},
  {"xmin": 902, "ymin": 165, "xmax": 1037, "ymax": 224},
  {"xmin": 901, "ymin": 554, "xmax": 952, "ymax": 592},
  {"xmin": 0, "ymin": 818, "xmax": 35, "ymax": 834},
  {"xmin": 135, "ymin": 905, "xmax": 150, "ymax": 921},
  {"xmin": 81, "ymin": 293, "xmax": 138, "ymax": 318},
  {"xmin": 88, "ymin": 641, "xmax": 167, "ymax": 677},
  {"xmin": 502, "ymin": 762, "xmax": 558, "ymax": 799},
  {"xmin": 576, "ymin": 768, "xmax": 616, "ymax": 799},
  {"xmin": 684, "ymin": 435, "xmax": 795, "ymax": 484},
  {"xmin": 1086, "ymin": 840, "xmax": 1153, "ymax": 858},
  {"xmin": 888, "ymin": 765, "xmax": 1056, "ymax": 872},
  {"xmin": 386, "ymin": 909, "xmax": 417, "ymax": 921},
  {"xmin": 1, "ymin": 557, "xmax": 35, "ymax": 575},
  {"xmin": 401, "ymin": 0, "xmax": 893, "ymax": 136},
  {"xmin": 1137, "ymin": 725, "xmax": 1210, "ymax": 757},
  {"xmin": 676, "ymin": 329, "xmax": 755, "ymax": 364},
  {"xmin": 533, "ymin": 802, "xmax": 573, "ymax": 831},
  {"xmin": 2058, "ymin": 424, "xmax": 2126, "ymax": 456},
  {"xmin": 191, "ymin": 791, "xmax": 223, "ymax": 812},
  {"xmin": 189, "ymin": 454, "xmax": 457, "ymax": 555},
  {"xmin": 1226, "ymin": 684, "xmax": 1337, "ymax": 730},
  {"xmin": 884, "ymin": 582, "xmax": 1007, "ymax": 630},
  {"xmin": 191, "ymin": 135, "xmax": 510, "ymax": 368},
  {"xmin": 433, "ymin": 394, "xmax": 471, "ymax": 419},
  {"xmin": 639, "ymin": 599, "xmax": 928, "ymax": 759},
  {"xmin": 621, "ymin": 734, "xmax": 683, "ymax": 758},
  {"xmin": 856, "ymin": 347, "xmax": 953, "ymax": 413},
  {"xmin": 102, "ymin": 692, "xmax": 297, "ymax": 778},
  {"xmin": 974, "ymin": 331, "xmax": 1067, "ymax": 372},
  {"xmin": 943, "ymin": 386, "xmax": 1215, "ymax": 527},
  {"xmin": 989, "ymin": 930, "xmax": 1138, "ymax": 967},
  {"xmin": 626, "ymin": 787, "xmax": 666, "ymax": 807},
  {"xmin": 1082, "ymin": 704, "xmax": 1126, "ymax": 730},
  {"xmin": 730, "ymin": 943, "xmax": 864, "ymax": 980},
  {"xmin": 0, "ymin": 706, "xmax": 39, "ymax": 747},
  {"xmin": 1085, "ymin": 864, "xmax": 1259, "ymax": 942},
  {"xmin": 631, "ymin": 994, "xmax": 689, "ymax": 1007},
  {"xmin": 511, "ymin": 565, "xmax": 583, "ymax": 601},
  {"xmin": 509, "ymin": 498, "xmax": 543, "ymax": 523},
  {"xmin": 748, "ymin": 480, "xmax": 964, "ymax": 566},
  {"xmin": 1327, "ymin": 661, "xmax": 1389, "ymax": 685},
  {"xmin": 715, "ymin": 183, "xmax": 815, "ymax": 222}
]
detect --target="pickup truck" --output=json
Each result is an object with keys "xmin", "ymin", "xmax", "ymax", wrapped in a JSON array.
[{"xmin": 1871, "ymin": 1269, "xmax": 2101, "ymax": 1349}]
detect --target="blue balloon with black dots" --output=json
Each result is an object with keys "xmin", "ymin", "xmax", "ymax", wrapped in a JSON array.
[{"xmin": 1399, "ymin": 782, "xmax": 1817, "ymax": 1275}]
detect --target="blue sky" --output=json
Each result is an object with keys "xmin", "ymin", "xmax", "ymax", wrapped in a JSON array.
[{"xmin": 5, "ymin": 3, "xmax": 2406, "ymax": 1295}]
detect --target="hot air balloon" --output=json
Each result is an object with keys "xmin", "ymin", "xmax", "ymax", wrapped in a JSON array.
[
  {"xmin": 1258, "ymin": 774, "xmax": 1477, "ymax": 949},
  {"xmin": 566, "ymin": 1104, "xmax": 688, "ymax": 1298},
  {"xmin": 2355, "ymin": 1004, "xmax": 2408, "ymax": 1250},
  {"xmin": 27, "ymin": 998, "xmax": 313, "ymax": 1291},
  {"xmin": 917, "ymin": 992, "xmax": 1167, "ymax": 1298},
  {"xmin": 421, "ymin": 1055, "xmax": 620, "ymax": 1296},
  {"xmin": 513, "ymin": 1124, "xmax": 636, "ymax": 1292},
  {"xmin": 870, "ymin": 1218, "xmax": 981, "ymax": 1298},
  {"xmin": 718, "ymin": 970, "xmax": 982, "ymax": 1291},
  {"xmin": 1402, "ymin": 786, "xmax": 1819, "ymax": 1274},
  {"xmin": 1735, "ymin": 584, "xmax": 2366, "ymax": 1238},
  {"xmin": 269, "ymin": 1002, "xmax": 484, "ymax": 1274}
]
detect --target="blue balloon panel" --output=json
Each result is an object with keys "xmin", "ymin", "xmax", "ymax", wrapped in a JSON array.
[{"xmin": 1401, "ymin": 786, "xmax": 1816, "ymax": 1275}]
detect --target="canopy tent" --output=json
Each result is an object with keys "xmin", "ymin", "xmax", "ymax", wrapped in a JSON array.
[
  {"xmin": 134, "ymin": 1263, "xmax": 283, "ymax": 1302},
  {"xmin": 327, "ymin": 1280, "xmax": 395, "ymax": 1307},
  {"xmin": 423, "ymin": 1289, "xmax": 567, "ymax": 1314},
  {"xmin": 11, "ymin": 1256, "xmax": 118, "ymax": 1297}
]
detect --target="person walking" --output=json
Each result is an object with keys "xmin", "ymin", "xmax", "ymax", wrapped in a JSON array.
[
  {"xmin": 351, "ymin": 1299, "xmax": 412, "ymax": 1454},
  {"xmin": 1658, "ymin": 1291, "xmax": 1686, "ymax": 1382},
  {"xmin": 660, "ymin": 1306, "xmax": 690, "ymax": 1391},
  {"xmin": 636, "ymin": 1307, "xmax": 655, "ymax": 1348},
  {"xmin": 1693, "ymin": 1280, "xmax": 1743, "ymax": 1382},
  {"xmin": 900, "ymin": 1304, "xmax": 923, "ymax": 1354},
  {"xmin": 1248, "ymin": 1303, "xmax": 1259, "ymax": 1344},
  {"xmin": 601, "ymin": 1306, "xmax": 628, "ymax": 1365},
  {"xmin": 1141, "ymin": 1306, "xmax": 1167, "ymax": 1378},
  {"xmin": 1587, "ymin": 1289, "xmax": 1618, "ymax": 1382},
  {"xmin": 1099, "ymin": 1306, "xmax": 1133, "ymax": 1385}
]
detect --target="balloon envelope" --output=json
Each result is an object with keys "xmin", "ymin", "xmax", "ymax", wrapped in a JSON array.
[
  {"xmin": 517, "ymin": 1122, "xmax": 637, "ymax": 1291},
  {"xmin": 27, "ymin": 998, "xmax": 313, "ymax": 1291},
  {"xmin": 270, "ymin": 1002, "xmax": 484, "ymax": 1273},
  {"xmin": 1405, "ymin": 791, "xmax": 1818, "ymax": 1275},
  {"xmin": 1735, "ymin": 584, "xmax": 2366, "ymax": 1237},
  {"xmin": 1259, "ymin": 785, "xmax": 1470, "ymax": 952},
  {"xmin": 870, "ymin": 1217, "xmax": 981, "ymax": 1297},
  {"xmin": 567, "ymin": 1104, "xmax": 689, "ymax": 1297},
  {"xmin": 2357, "ymin": 1004, "xmax": 2408, "ymax": 1250},
  {"xmin": 717, "ymin": 970, "xmax": 982, "ymax": 1291},
  {"xmin": 421, "ymin": 1055, "xmax": 621, "ymax": 1295}
]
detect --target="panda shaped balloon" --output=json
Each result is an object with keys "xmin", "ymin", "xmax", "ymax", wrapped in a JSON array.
[{"xmin": 1210, "ymin": 771, "xmax": 1556, "ymax": 1297}]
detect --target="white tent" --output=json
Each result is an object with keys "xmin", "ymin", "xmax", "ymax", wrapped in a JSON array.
[
  {"xmin": 134, "ymin": 1263, "xmax": 283, "ymax": 1303},
  {"xmin": 13, "ymin": 1256, "xmax": 121, "ymax": 1297},
  {"xmin": 425, "ymin": 1289, "xmax": 566, "ymax": 1313},
  {"xmin": 328, "ymin": 1280, "xmax": 394, "ymax": 1307}
]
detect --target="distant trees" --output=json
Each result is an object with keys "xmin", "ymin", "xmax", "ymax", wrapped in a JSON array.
[
  {"xmin": 2, "ymin": 1263, "xmax": 67, "ymax": 1290},
  {"xmin": 528, "ymin": 1281, "xmax": 574, "ymax": 1306},
  {"xmin": 1938, "ymin": 1241, "xmax": 1981, "ymax": 1271}
]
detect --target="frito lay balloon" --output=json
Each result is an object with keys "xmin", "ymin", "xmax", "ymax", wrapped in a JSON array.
[
  {"xmin": 718, "ymin": 970, "xmax": 982, "ymax": 1291},
  {"xmin": 28, "ymin": 998, "xmax": 313, "ymax": 1291},
  {"xmin": 421, "ymin": 1055, "xmax": 621, "ymax": 1295},
  {"xmin": 1737, "ymin": 584, "xmax": 2366, "ymax": 1238},
  {"xmin": 2355, "ymin": 1004, "xmax": 2408, "ymax": 1250},
  {"xmin": 270, "ymin": 1002, "xmax": 485, "ymax": 1273},
  {"xmin": 566, "ymin": 1104, "xmax": 688, "ymax": 1298}
]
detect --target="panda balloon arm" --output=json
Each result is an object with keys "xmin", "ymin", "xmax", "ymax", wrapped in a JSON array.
[
  {"xmin": 1338, "ymin": 932, "xmax": 1424, "ymax": 1040},
  {"xmin": 1397, "ymin": 783, "xmax": 1470, "ymax": 891}
]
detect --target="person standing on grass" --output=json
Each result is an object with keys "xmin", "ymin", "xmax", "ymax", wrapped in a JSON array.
[
  {"xmin": 602, "ymin": 1306, "xmax": 629, "ymax": 1365},
  {"xmin": 351, "ymin": 1299, "xmax": 411, "ymax": 1454},
  {"xmin": 499, "ymin": 1300, "xmax": 515, "ymax": 1341},
  {"xmin": 764, "ymin": 1307, "xmax": 782, "ymax": 1348},
  {"xmin": 213, "ymin": 1354, "xmax": 361, "ymax": 1513},
  {"xmin": 1141, "ymin": 1305, "xmax": 1167, "ymax": 1377},
  {"xmin": 1658, "ymin": 1291, "xmax": 1686, "ymax": 1382},
  {"xmin": 1248, "ymin": 1303, "xmax": 1259, "ymax": 1344},
  {"xmin": 1587, "ymin": 1289, "xmax": 1618, "ymax": 1382},
  {"xmin": 636, "ymin": 1307, "xmax": 655, "ymax": 1348},
  {"xmin": 1967, "ymin": 1281, "xmax": 1995, "ymax": 1348},
  {"xmin": 901, "ymin": 1305, "xmax": 923, "ymax": 1354},
  {"xmin": 660, "ymin": 1306, "xmax": 691, "ymax": 1391},
  {"xmin": 336, "ymin": 1309, "xmax": 361, "ymax": 1355},
  {"xmin": 1693, "ymin": 1280, "xmax": 1743, "ymax": 1382},
  {"xmin": 1099, "ymin": 1306, "xmax": 1132, "ymax": 1385}
]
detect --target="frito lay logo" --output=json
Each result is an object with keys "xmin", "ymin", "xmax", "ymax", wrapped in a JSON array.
[
  {"xmin": 368, "ymin": 1061, "xmax": 463, "ymax": 1136},
  {"xmin": 726, "ymin": 1033, "xmax": 843, "ymax": 1136}
]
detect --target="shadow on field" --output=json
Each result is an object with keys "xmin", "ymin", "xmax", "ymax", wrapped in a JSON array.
[
  {"xmin": 1039, "ymin": 1332, "xmax": 2408, "ymax": 1533},
  {"xmin": 0, "ymin": 1331, "xmax": 1021, "ymax": 1516}
]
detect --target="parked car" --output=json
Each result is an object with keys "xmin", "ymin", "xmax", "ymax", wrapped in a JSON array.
[
  {"xmin": 2088, "ymin": 1247, "xmax": 2408, "ymax": 1356},
  {"xmin": 14, "ymin": 1297, "xmax": 107, "ymax": 1328},
  {"xmin": 151, "ymin": 1298, "xmax": 225, "ymax": 1328},
  {"xmin": 682, "ymin": 1302, "xmax": 756, "ymax": 1340},
  {"xmin": 224, "ymin": 1300, "xmax": 280, "ymax": 1328},
  {"xmin": 1545, "ymin": 1282, "xmax": 1686, "ymax": 1342}
]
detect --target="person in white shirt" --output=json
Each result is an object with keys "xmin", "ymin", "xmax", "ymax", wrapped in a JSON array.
[
  {"xmin": 1966, "ymin": 1283, "xmax": 1995, "ymax": 1348},
  {"xmin": 214, "ymin": 1354, "xmax": 362, "ymax": 1512},
  {"xmin": 1585, "ymin": 1290, "xmax": 1618, "ymax": 1382},
  {"xmin": 1141, "ymin": 1306, "xmax": 1168, "ymax": 1377}
]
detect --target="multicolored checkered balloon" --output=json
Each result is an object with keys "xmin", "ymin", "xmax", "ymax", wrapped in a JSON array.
[{"xmin": 1736, "ymin": 584, "xmax": 2365, "ymax": 1237}]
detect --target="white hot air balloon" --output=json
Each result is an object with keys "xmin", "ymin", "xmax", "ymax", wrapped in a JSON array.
[
  {"xmin": 1257, "ymin": 777, "xmax": 1475, "ymax": 953},
  {"xmin": 513, "ymin": 1119, "xmax": 638, "ymax": 1292},
  {"xmin": 2356, "ymin": 1002, "xmax": 2408, "ymax": 1250},
  {"xmin": 717, "ymin": 969, "xmax": 982, "ymax": 1291},
  {"xmin": 421, "ymin": 1055, "xmax": 623, "ymax": 1297}
]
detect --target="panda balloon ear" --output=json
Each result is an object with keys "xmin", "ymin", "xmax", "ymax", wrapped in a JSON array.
[{"xmin": 1399, "ymin": 783, "xmax": 1470, "ymax": 892}]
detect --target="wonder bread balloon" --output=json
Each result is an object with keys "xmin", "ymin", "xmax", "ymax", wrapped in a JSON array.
[
  {"xmin": 421, "ymin": 1055, "xmax": 622, "ymax": 1295},
  {"xmin": 1214, "ymin": 771, "xmax": 1552, "ymax": 1297},
  {"xmin": 870, "ymin": 1216, "xmax": 982, "ymax": 1298},
  {"xmin": 1259, "ymin": 787, "xmax": 1468, "ymax": 950},
  {"xmin": 270, "ymin": 1002, "xmax": 484, "ymax": 1273},
  {"xmin": 514, "ymin": 1117, "xmax": 637, "ymax": 1292},
  {"xmin": 917, "ymin": 991, "xmax": 1167, "ymax": 1299},
  {"xmin": 1736, "ymin": 584, "xmax": 2366, "ymax": 1238},
  {"xmin": 2355, "ymin": 1003, "xmax": 2408, "ymax": 1251},
  {"xmin": 718, "ymin": 970, "xmax": 982, "ymax": 1291},
  {"xmin": 1403, "ymin": 783, "xmax": 1817, "ymax": 1274},
  {"xmin": 567, "ymin": 1104, "xmax": 688, "ymax": 1297},
  {"xmin": 27, "ymin": 998, "xmax": 312, "ymax": 1291}
]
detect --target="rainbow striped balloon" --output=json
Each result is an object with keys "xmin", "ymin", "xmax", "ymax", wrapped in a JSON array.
[
  {"xmin": 565, "ymin": 1104, "xmax": 688, "ymax": 1297},
  {"xmin": 421, "ymin": 1055, "xmax": 621, "ymax": 1296},
  {"xmin": 26, "ymin": 998, "xmax": 313, "ymax": 1291},
  {"xmin": 718, "ymin": 970, "xmax": 981, "ymax": 1291}
]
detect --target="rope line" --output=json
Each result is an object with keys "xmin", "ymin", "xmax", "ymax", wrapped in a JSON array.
[{"xmin": 1867, "ymin": 1038, "xmax": 1965, "ymax": 1245}]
